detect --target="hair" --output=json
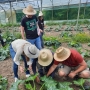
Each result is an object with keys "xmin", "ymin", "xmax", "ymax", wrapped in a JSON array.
[
  {"xmin": 38, "ymin": 16, "xmax": 44, "ymax": 21},
  {"xmin": 23, "ymin": 52, "xmax": 29, "ymax": 61}
]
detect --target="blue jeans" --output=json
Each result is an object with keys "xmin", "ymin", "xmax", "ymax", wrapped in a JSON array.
[
  {"xmin": 27, "ymin": 36, "xmax": 42, "ymax": 74},
  {"xmin": 10, "ymin": 45, "xmax": 30, "ymax": 78},
  {"xmin": 40, "ymin": 33, "xmax": 44, "ymax": 48}
]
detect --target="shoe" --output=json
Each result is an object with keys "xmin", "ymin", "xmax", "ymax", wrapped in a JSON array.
[
  {"xmin": 15, "ymin": 77, "xmax": 18, "ymax": 82},
  {"xmin": 26, "ymin": 74, "xmax": 30, "ymax": 78}
]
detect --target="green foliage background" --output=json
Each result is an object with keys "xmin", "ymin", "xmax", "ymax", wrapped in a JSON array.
[{"xmin": 16, "ymin": 6, "xmax": 90, "ymax": 22}]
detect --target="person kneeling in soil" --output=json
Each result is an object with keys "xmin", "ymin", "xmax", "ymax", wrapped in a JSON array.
[
  {"xmin": 10, "ymin": 39, "xmax": 40, "ymax": 82},
  {"xmin": 47, "ymin": 46, "xmax": 90, "ymax": 79},
  {"xmin": 36, "ymin": 49, "xmax": 56, "ymax": 83}
]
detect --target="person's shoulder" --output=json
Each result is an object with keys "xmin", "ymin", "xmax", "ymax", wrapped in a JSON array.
[
  {"xmin": 21, "ymin": 16, "xmax": 27, "ymax": 21},
  {"xmin": 12, "ymin": 39, "xmax": 25, "ymax": 43},
  {"xmin": 70, "ymin": 48, "xmax": 82, "ymax": 57},
  {"xmin": 32, "ymin": 15, "xmax": 37, "ymax": 18},
  {"xmin": 70, "ymin": 49, "xmax": 78, "ymax": 53}
]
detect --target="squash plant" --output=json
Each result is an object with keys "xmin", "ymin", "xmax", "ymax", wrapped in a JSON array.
[
  {"xmin": 0, "ymin": 45, "xmax": 10, "ymax": 61},
  {"xmin": 0, "ymin": 75, "xmax": 8, "ymax": 90},
  {"xmin": 60, "ymin": 31, "xmax": 73, "ymax": 37},
  {"xmin": 44, "ymin": 40, "xmax": 61, "ymax": 48},
  {"xmin": 10, "ymin": 80, "xmax": 22, "ymax": 90},
  {"xmin": 54, "ymin": 28, "xmax": 61, "ymax": 32},
  {"xmin": 68, "ymin": 41, "xmax": 81, "ymax": 47},
  {"xmin": 64, "ymin": 26, "xmax": 72, "ymax": 31},
  {"xmin": 25, "ymin": 73, "xmax": 38, "ymax": 90},
  {"xmin": 73, "ymin": 78, "xmax": 85, "ymax": 90},
  {"xmin": 41, "ymin": 76, "xmax": 58, "ymax": 90},
  {"xmin": 57, "ymin": 82, "xmax": 73, "ymax": 90},
  {"xmin": 40, "ymin": 76, "xmax": 74, "ymax": 90}
]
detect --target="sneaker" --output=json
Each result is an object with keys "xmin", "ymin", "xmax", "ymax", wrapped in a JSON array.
[
  {"xmin": 15, "ymin": 77, "xmax": 18, "ymax": 82},
  {"xmin": 26, "ymin": 74, "xmax": 30, "ymax": 78}
]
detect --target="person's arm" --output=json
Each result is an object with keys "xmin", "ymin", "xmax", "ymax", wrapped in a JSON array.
[
  {"xmin": 68, "ymin": 60, "xmax": 87, "ymax": 78},
  {"xmin": 74, "ymin": 60, "xmax": 87, "ymax": 74},
  {"xmin": 14, "ymin": 47, "xmax": 24, "ymax": 73},
  {"xmin": 38, "ymin": 21, "xmax": 43, "ymax": 33},
  {"xmin": 37, "ymin": 22, "xmax": 41, "ymax": 35},
  {"xmin": 20, "ymin": 26, "xmax": 25, "ymax": 39},
  {"xmin": 47, "ymin": 64, "xmax": 57, "ymax": 77},
  {"xmin": 14, "ymin": 47, "xmax": 23, "ymax": 65}
]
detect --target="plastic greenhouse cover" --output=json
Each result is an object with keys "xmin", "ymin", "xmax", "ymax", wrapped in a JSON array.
[{"xmin": 0, "ymin": 0, "xmax": 90, "ymax": 11}]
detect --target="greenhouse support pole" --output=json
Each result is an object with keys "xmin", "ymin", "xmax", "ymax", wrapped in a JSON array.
[
  {"xmin": 50, "ymin": 0, "xmax": 53, "ymax": 21},
  {"xmin": 67, "ymin": 0, "xmax": 71, "ymax": 21},
  {"xmin": 76, "ymin": 0, "xmax": 81, "ymax": 30},
  {"xmin": 10, "ymin": 1, "xmax": 13, "ymax": 25},
  {"xmin": 83, "ymin": 0, "xmax": 88, "ymax": 19},
  {"xmin": 41, "ymin": 0, "xmax": 42, "ymax": 11}
]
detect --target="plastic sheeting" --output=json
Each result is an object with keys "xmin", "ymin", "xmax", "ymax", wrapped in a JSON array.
[{"xmin": 0, "ymin": 0, "xmax": 90, "ymax": 11}]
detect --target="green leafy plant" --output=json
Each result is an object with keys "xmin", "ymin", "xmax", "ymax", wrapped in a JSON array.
[
  {"xmin": 64, "ymin": 26, "xmax": 72, "ymax": 31},
  {"xmin": 58, "ymin": 82, "xmax": 73, "ymax": 90},
  {"xmin": 41, "ymin": 76, "xmax": 58, "ymax": 90},
  {"xmin": 25, "ymin": 73, "xmax": 38, "ymax": 90},
  {"xmin": 86, "ymin": 60, "xmax": 90, "ymax": 68},
  {"xmin": 0, "ymin": 75, "xmax": 8, "ymax": 90},
  {"xmin": 68, "ymin": 41, "xmax": 81, "ymax": 47},
  {"xmin": 10, "ymin": 80, "xmax": 22, "ymax": 90},
  {"xmin": 60, "ymin": 31, "xmax": 73, "ymax": 37},
  {"xmin": 54, "ymin": 28, "xmax": 61, "ymax": 32},
  {"xmin": 41, "ymin": 76, "xmax": 74, "ymax": 90},
  {"xmin": 81, "ymin": 51, "xmax": 90, "ymax": 58},
  {"xmin": 73, "ymin": 78, "xmax": 85, "ymax": 90},
  {"xmin": 0, "ymin": 45, "xmax": 10, "ymax": 61}
]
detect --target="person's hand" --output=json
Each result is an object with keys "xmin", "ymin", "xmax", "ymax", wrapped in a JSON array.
[
  {"xmin": 40, "ymin": 29, "xmax": 43, "ymax": 33},
  {"xmin": 35, "ymin": 76, "xmax": 40, "ymax": 83},
  {"xmin": 68, "ymin": 71, "xmax": 77, "ymax": 79},
  {"xmin": 19, "ymin": 66, "xmax": 24, "ymax": 73}
]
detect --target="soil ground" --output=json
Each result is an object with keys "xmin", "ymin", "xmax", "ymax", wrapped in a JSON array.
[{"xmin": 0, "ymin": 25, "xmax": 90, "ymax": 90}]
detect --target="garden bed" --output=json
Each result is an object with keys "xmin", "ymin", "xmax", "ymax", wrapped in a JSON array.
[{"xmin": 0, "ymin": 24, "xmax": 90, "ymax": 90}]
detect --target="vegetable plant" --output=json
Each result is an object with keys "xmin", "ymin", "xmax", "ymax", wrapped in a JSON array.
[
  {"xmin": 73, "ymin": 78, "xmax": 85, "ymax": 90},
  {"xmin": 0, "ymin": 75, "xmax": 8, "ymax": 90}
]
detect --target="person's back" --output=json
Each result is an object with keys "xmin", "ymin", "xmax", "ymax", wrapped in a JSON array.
[{"xmin": 11, "ymin": 39, "xmax": 31, "ymax": 51}]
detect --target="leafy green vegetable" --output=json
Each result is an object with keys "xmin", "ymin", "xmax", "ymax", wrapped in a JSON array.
[
  {"xmin": 10, "ymin": 80, "xmax": 22, "ymax": 90},
  {"xmin": 73, "ymin": 78, "xmax": 85, "ymax": 90},
  {"xmin": 0, "ymin": 75, "xmax": 8, "ymax": 90}
]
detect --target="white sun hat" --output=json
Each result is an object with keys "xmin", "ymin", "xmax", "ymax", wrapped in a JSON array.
[
  {"xmin": 24, "ymin": 44, "xmax": 39, "ymax": 58},
  {"xmin": 38, "ymin": 11, "xmax": 43, "ymax": 16}
]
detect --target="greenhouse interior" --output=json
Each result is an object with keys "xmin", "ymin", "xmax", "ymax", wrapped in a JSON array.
[
  {"xmin": 0, "ymin": 0, "xmax": 90, "ymax": 24},
  {"xmin": 1, "ymin": 0, "xmax": 90, "ymax": 90}
]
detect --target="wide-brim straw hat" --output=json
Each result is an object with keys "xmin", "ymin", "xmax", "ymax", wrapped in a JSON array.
[
  {"xmin": 54, "ymin": 47, "xmax": 71, "ymax": 62},
  {"xmin": 38, "ymin": 49, "xmax": 53, "ymax": 66},
  {"xmin": 38, "ymin": 11, "xmax": 43, "ymax": 16},
  {"xmin": 24, "ymin": 44, "xmax": 39, "ymax": 58},
  {"xmin": 23, "ymin": 5, "xmax": 36, "ymax": 15}
]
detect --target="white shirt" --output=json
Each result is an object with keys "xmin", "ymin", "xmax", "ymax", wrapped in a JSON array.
[{"xmin": 11, "ymin": 39, "xmax": 32, "ymax": 65}]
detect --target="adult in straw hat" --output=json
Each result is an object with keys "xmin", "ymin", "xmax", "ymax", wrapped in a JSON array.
[
  {"xmin": 10, "ymin": 39, "xmax": 40, "ymax": 82},
  {"xmin": 38, "ymin": 11, "xmax": 44, "ymax": 48},
  {"xmin": 35, "ymin": 49, "xmax": 56, "ymax": 83},
  {"xmin": 47, "ymin": 46, "xmax": 90, "ymax": 79},
  {"xmin": 20, "ymin": 5, "xmax": 42, "ymax": 74}
]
